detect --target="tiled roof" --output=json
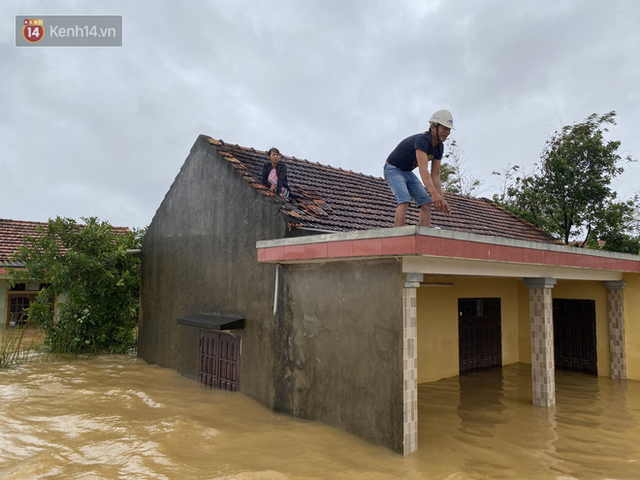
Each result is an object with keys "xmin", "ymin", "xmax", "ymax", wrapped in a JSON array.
[
  {"xmin": 206, "ymin": 137, "xmax": 562, "ymax": 244},
  {"xmin": 0, "ymin": 218, "xmax": 130, "ymax": 266},
  {"xmin": 0, "ymin": 219, "xmax": 48, "ymax": 266}
]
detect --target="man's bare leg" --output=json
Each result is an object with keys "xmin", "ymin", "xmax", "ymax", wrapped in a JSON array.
[
  {"xmin": 418, "ymin": 203, "xmax": 432, "ymax": 227},
  {"xmin": 395, "ymin": 202, "xmax": 410, "ymax": 226}
]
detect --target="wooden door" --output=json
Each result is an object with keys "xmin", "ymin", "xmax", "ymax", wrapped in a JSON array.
[
  {"xmin": 553, "ymin": 299, "xmax": 597, "ymax": 375},
  {"xmin": 459, "ymin": 298, "xmax": 502, "ymax": 374},
  {"xmin": 199, "ymin": 331, "xmax": 240, "ymax": 391}
]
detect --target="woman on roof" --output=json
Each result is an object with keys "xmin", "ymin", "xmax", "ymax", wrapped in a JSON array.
[{"xmin": 262, "ymin": 147, "xmax": 290, "ymax": 198}]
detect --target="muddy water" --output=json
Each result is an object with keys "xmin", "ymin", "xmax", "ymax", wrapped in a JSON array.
[{"xmin": 1, "ymin": 357, "xmax": 639, "ymax": 480}]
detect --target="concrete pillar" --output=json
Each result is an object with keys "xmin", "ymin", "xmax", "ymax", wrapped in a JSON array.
[
  {"xmin": 604, "ymin": 280, "xmax": 627, "ymax": 380},
  {"xmin": 402, "ymin": 272, "xmax": 421, "ymax": 455},
  {"xmin": 524, "ymin": 277, "xmax": 557, "ymax": 407}
]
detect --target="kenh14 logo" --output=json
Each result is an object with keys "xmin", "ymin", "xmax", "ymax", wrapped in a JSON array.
[{"xmin": 23, "ymin": 19, "xmax": 44, "ymax": 43}]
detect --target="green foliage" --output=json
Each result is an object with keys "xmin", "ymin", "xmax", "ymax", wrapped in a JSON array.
[
  {"xmin": 11, "ymin": 217, "xmax": 144, "ymax": 355},
  {"xmin": 441, "ymin": 139, "xmax": 482, "ymax": 197},
  {"xmin": 439, "ymin": 162, "xmax": 460, "ymax": 194},
  {"xmin": 1, "ymin": 327, "xmax": 26, "ymax": 367},
  {"xmin": 493, "ymin": 111, "xmax": 637, "ymax": 250},
  {"xmin": 1, "ymin": 326, "xmax": 45, "ymax": 368}
]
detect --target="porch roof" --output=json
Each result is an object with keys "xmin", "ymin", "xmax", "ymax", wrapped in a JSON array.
[{"xmin": 256, "ymin": 226, "xmax": 640, "ymax": 281}]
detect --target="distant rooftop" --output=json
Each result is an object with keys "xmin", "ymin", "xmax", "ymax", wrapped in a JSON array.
[
  {"xmin": 206, "ymin": 137, "xmax": 561, "ymax": 245},
  {"xmin": 0, "ymin": 218, "xmax": 130, "ymax": 266}
]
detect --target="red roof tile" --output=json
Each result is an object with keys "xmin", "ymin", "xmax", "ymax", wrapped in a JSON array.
[
  {"xmin": 0, "ymin": 219, "xmax": 48, "ymax": 266},
  {"xmin": 206, "ymin": 137, "xmax": 562, "ymax": 245},
  {"xmin": 0, "ymin": 218, "xmax": 130, "ymax": 266}
]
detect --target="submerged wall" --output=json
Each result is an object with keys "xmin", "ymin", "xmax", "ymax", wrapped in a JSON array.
[
  {"xmin": 415, "ymin": 276, "xmax": 629, "ymax": 382},
  {"xmin": 139, "ymin": 136, "xmax": 407, "ymax": 452},
  {"xmin": 138, "ymin": 136, "xmax": 288, "ymax": 409},
  {"xmin": 280, "ymin": 258, "xmax": 405, "ymax": 452}
]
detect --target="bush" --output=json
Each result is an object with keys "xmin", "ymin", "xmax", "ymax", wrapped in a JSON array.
[{"xmin": 12, "ymin": 216, "xmax": 144, "ymax": 355}]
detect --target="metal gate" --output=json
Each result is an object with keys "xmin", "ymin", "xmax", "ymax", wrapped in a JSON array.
[
  {"xmin": 458, "ymin": 298, "xmax": 502, "ymax": 374},
  {"xmin": 199, "ymin": 331, "xmax": 240, "ymax": 391}
]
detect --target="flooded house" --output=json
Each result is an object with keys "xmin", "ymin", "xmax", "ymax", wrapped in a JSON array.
[
  {"xmin": 0, "ymin": 219, "xmax": 50, "ymax": 329},
  {"xmin": 0, "ymin": 218, "xmax": 130, "ymax": 332},
  {"xmin": 138, "ymin": 135, "xmax": 640, "ymax": 455}
]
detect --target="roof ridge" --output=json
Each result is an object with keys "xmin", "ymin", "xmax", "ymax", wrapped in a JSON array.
[
  {"xmin": 0, "ymin": 218, "xmax": 49, "ymax": 225},
  {"xmin": 208, "ymin": 137, "xmax": 385, "ymax": 180}
]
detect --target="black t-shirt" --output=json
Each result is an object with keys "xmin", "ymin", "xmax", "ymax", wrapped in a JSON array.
[{"xmin": 385, "ymin": 131, "xmax": 444, "ymax": 171}]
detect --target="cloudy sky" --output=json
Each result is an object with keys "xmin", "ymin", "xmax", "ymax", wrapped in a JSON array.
[{"xmin": 2, "ymin": 0, "xmax": 639, "ymax": 229}]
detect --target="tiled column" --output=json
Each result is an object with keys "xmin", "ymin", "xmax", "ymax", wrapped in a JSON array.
[
  {"xmin": 402, "ymin": 272, "xmax": 421, "ymax": 455},
  {"xmin": 604, "ymin": 280, "xmax": 627, "ymax": 380},
  {"xmin": 524, "ymin": 278, "xmax": 557, "ymax": 407}
]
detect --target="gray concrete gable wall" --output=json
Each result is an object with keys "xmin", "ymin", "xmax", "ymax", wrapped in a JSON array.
[
  {"xmin": 278, "ymin": 258, "xmax": 405, "ymax": 452},
  {"xmin": 139, "ymin": 136, "xmax": 406, "ymax": 452},
  {"xmin": 139, "ymin": 136, "xmax": 288, "ymax": 407}
]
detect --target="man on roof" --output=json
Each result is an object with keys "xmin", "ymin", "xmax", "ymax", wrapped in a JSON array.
[{"xmin": 384, "ymin": 109, "xmax": 454, "ymax": 227}]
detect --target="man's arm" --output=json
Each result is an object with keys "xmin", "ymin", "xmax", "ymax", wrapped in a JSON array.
[
  {"xmin": 416, "ymin": 150, "xmax": 451, "ymax": 214},
  {"xmin": 429, "ymin": 159, "xmax": 451, "ymax": 214}
]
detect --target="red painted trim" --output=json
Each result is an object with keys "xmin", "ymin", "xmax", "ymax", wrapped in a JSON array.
[
  {"xmin": 382, "ymin": 235, "xmax": 416, "ymax": 255},
  {"xmin": 256, "ymin": 234, "xmax": 640, "ymax": 272},
  {"xmin": 327, "ymin": 240, "xmax": 354, "ymax": 258},
  {"xmin": 264, "ymin": 246, "xmax": 284, "ymax": 262},
  {"xmin": 283, "ymin": 242, "xmax": 328, "ymax": 261},
  {"xmin": 353, "ymin": 238, "xmax": 383, "ymax": 257}
]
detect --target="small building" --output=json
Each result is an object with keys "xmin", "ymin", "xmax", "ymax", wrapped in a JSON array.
[
  {"xmin": 138, "ymin": 135, "xmax": 640, "ymax": 455},
  {"xmin": 0, "ymin": 218, "xmax": 130, "ymax": 331},
  {"xmin": 0, "ymin": 219, "xmax": 50, "ymax": 329}
]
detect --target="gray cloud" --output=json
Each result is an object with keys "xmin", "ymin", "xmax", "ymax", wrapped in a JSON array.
[{"xmin": 1, "ymin": 0, "xmax": 638, "ymax": 228}]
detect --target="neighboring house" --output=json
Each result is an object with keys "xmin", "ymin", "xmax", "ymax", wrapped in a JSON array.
[
  {"xmin": 0, "ymin": 219, "xmax": 48, "ymax": 329},
  {"xmin": 138, "ymin": 135, "xmax": 640, "ymax": 455},
  {"xmin": 0, "ymin": 218, "xmax": 129, "ymax": 331}
]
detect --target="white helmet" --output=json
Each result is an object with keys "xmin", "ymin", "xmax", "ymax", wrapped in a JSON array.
[{"xmin": 429, "ymin": 110, "xmax": 454, "ymax": 129}]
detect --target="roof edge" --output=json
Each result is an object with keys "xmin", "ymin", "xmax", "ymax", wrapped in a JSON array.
[{"xmin": 256, "ymin": 225, "xmax": 640, "ymax": 262}]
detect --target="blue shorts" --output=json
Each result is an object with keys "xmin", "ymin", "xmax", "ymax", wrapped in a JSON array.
[{"xmin": 383, "ymin": 163, "xmax": 432, "ymax": 206}]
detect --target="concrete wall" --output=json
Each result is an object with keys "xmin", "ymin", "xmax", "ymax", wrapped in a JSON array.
[
  {"xmin": 280, "ymin": 258, "xmax": 405, "ymax": 452},
  {"xmin": 138, "ymin": 135, "xmax": 288, "ymax": 408},
  {"xmin": 623, "ymin": 273, "xmax": 640, "ymax": 379},
  {"xmin": 416, "ymin": 276, "xmax": 521, "ymax": 383},
  {"xmin": 139, "ymin": 136, "xmax": 408, "ymax": 452}
]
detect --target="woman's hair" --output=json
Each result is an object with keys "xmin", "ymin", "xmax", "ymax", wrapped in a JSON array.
[{"xmin": 267, "ymin": 147, "xmax": 280, "ymax": 156}]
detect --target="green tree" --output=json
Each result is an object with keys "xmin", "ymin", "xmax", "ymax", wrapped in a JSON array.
[
  {"xmin": 11, "ymin": 216, "xmax": 144, "ymax": 354},
  {"xmin": 441, "ymin": 138, "xmax": 482, "ymax": 197},
  {"xmin": 593, "ymin": 194, "xmax": 640, "ymax": 254},
  {"xmin": 494, "ymin": 111, "xmax": 637, "ymax": 250}
]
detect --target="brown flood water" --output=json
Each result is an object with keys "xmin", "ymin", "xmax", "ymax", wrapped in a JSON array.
[{"xmin": 1, "ymin": 355, "xmax": 639, "ymax": 480}]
